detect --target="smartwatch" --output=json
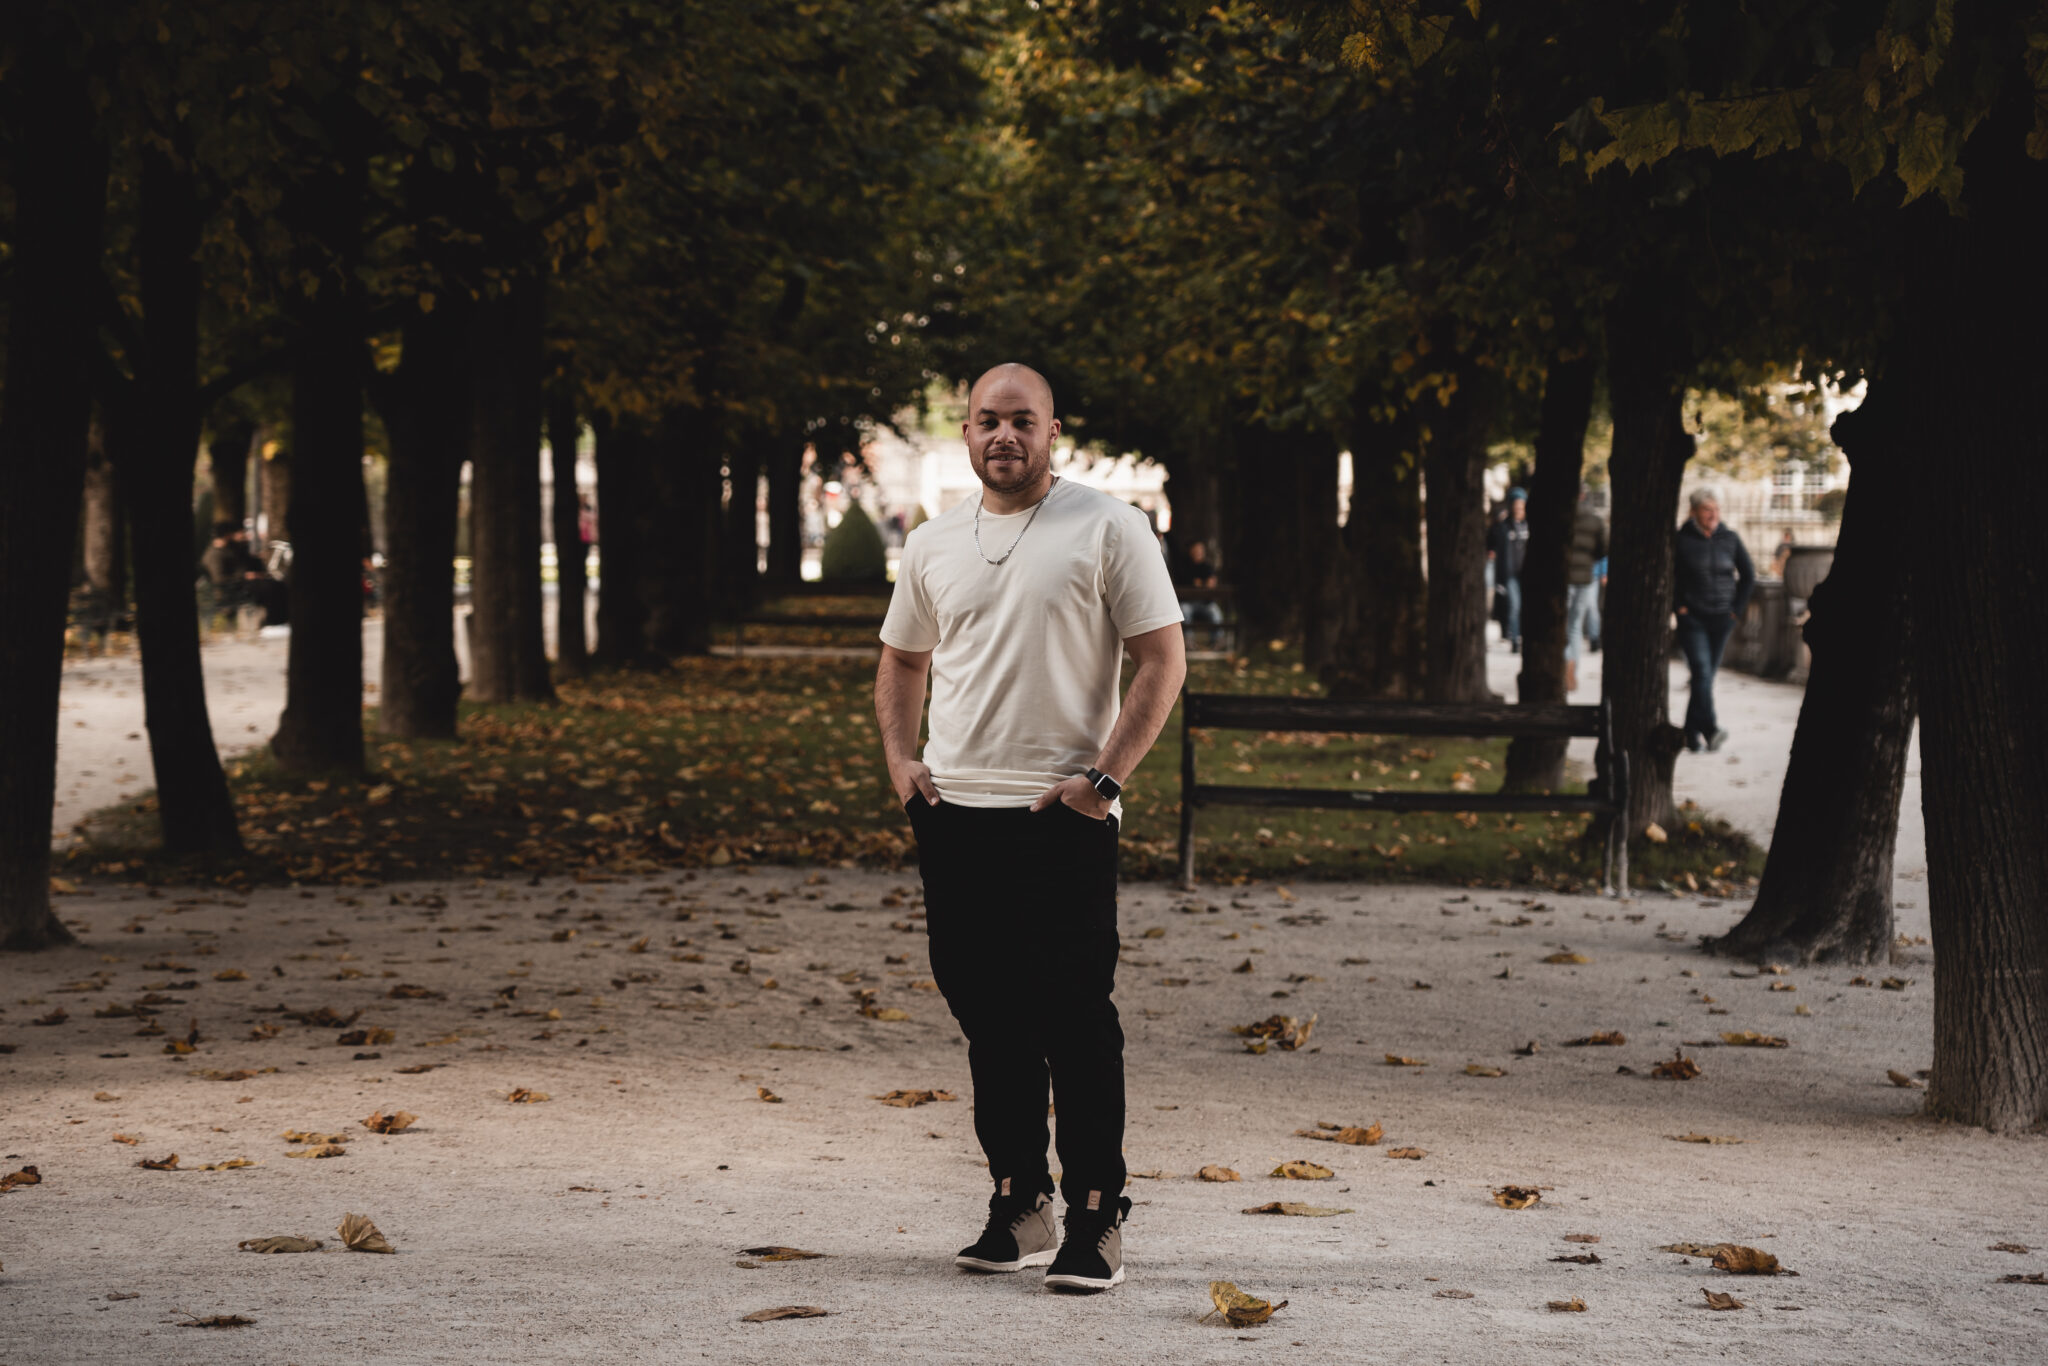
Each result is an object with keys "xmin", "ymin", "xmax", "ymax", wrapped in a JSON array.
[{"xmin": 1084, "ymin": 767, "xmax": 1121, "ymax": 801}]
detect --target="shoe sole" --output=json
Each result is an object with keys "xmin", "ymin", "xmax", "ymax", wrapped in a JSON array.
[
  {"xmin": 1044, "ymin": 1266, "xmax": 1125, "ymax": 1292},
  {"xmin": 955, "ymin": 1249, "xmax": 1057, "ymax": 1273}
]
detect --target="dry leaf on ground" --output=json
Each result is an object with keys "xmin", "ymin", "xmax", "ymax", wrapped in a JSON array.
[
  {"xmin": 1552, "ymin": 1252, "xmax": 1603, "ymax": 1264},
  {"xmin": 1240, "ymin": 1201, "xmax": 1352, "ymax": 1217},
  {"xmin": 871, "ymin": 1089, "xmax": 956, "ymax": 1108},
  {"xmin": 1464, "ymin": 1064, "xmax": 1505, "ymax": 1077},
  {"xmin": 281, "ymin": 1130, "xmax": 348, "ymax": 1144},
  {"xmin": 1887, "ymin": 1070, "xmax": 1924, "ymax": 1088},
  {"xmin": 337, "ymin": 1213, "xmax": 395, "ymax": 1253},
  {"xmin": 1712, "ymin": 1246, "xmax": 1782, "ymax": 1275},
  {"xmin": 1668, "ymin": 1133, "xmax": 1743, "ymax": 1144},
  {"xmin": 1543, "ymin": 952, "xmax": 1591, "ymax": 965},
  {"xmin": 741, "ymin": 1305, "xmax": 829, "ymax": 1322},
  {"xmin": 1998, "ymin": 1273, "xmax": 2048, "ymax": 1285},
  {"xmin": 757, "ymin": 1087, "xmax": 782, "ymax": 1103},
  {"xmin": 1385, "ymin": 1147, "xmax": 1427, "ymax": 1160},
  {"xmin": 1702, "ymin": 1289, "xmax": 1744, "ymax": 1310},
  {"xmin": 177, "ymin": 1313, "xmax": 255, "ymax": 1328},
  {"xmin": 1232, "ymin": 1014, "xmax": 1316, "ymax": 1051},
  {"xmin": 1198, "ymin": 1165, "xmax": 1241, "ymax": 1182},
  {"xmin": 110, "ymin": 1134, "xmax": 140, "ymax": 1146},
  {"xmin": 139, "ymin": 1154, "xmax": 180, "ymax": 1170},
  {"xmin": 1, "ymin": 1165, "xmax": 43, "ymax": 1191},
  {"xmin": 1660, "ymin": 1242, "xmax": 1727, "ymax": 1256},
  {"xmin": 1206, "ymin": 1281, "xmax": 1287, "ymax": 1326},
  {"xmin": 1384, "ymin": 1054, "xmax": 1426, "ymax": 1067},
  {"xmin": 240, "ymin": 1237, "xmax": 322, "ymax": 1253},
  {"xmin": 1493, "ymin": 1186, "xmax": 1542, "ymax": 1209},
  {"xmin": 504, "ymin": 1088, "xmax": 550, "ymax": 1103},
  {"xmin": 1548, "ymin": 1297, "xmax": 1588, "ymax": 1312},
  {"xmin": 1564, "ymin": 1233, "xmax": 1601, "ymax": 1244},
  {"xmin": 285, "ymin": 1145, "xmax": 347, "ymax": 1160},
  {"xmin": 362, "ymin": 1111, "xmax": 417, "ymax": 1134},
  {"xmin": 93, "ymin": 1091, "xmax": 119, "ymax": 1101},
  {"xmin": 1433, "ymin": 1288, "xmax": 1475, "ymax": 1299},
  {"xmin": 740, "ymin": 1247, "xmax": 827, "ymax": 1261},
  {"xmin": 1271, "ymin": 1160, "xmax": 1333, "ymax": 1180},
  {"xmin": 1989, "ymin": 1243, "xmax": 2031, "ymax": 1254},
  {"xmin": 1565, "ymin": 1032, "xmax": 1626, "ymax": 1046},
  {"xmin": 1651, "ymin": 1053, "xmax": 1702, "ymax": 1081},
  {"xmin": 1720, "ymin": 1031, "xmax": 1789, "ymax": 1048},
  {"xmin": 195, "ymin": 1157, "xmax": 258, "ymax": 1171}
]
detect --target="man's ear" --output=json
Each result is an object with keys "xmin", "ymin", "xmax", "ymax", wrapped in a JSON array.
[{"xmin": 1048, "ymin": 417, "xmax": 1061, "ymax": 441}]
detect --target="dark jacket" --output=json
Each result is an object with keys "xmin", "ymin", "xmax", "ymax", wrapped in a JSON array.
[
  {"xmin": 1565, "ymin": 508, "xmax": 1608, "ymax": 586},
  {"xmin": 1673, "ymin": 519, "xmax": 1755, "ymax": 617},
  {"xmin": 1487, "ymin": 515, "xmax": 1529, "ymax": 581}
]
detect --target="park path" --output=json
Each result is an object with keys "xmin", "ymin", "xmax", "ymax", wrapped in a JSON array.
[{"xmin": 52, "ymin": 617, "xmax": 1927, "ymax": 902}]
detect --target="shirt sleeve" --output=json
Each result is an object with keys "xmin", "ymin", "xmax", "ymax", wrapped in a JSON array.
[
  {"xmin": 1103, "ymin": 505, "xmax": 1185, "ymax": 638},
  {"xmin": 1731, "ymin": 534, "xmax": 1757, "ymax": 617},
  {"xmin": 878, "ymin": 531, "xmax": 940, "ymax": 652}
]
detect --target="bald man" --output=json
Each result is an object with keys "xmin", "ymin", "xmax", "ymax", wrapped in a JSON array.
[{"xmin": 875, "ymin": 363, "xmax": 1187, "ymax": 1292}]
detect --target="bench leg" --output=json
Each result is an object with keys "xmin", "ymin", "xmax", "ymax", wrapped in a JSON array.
[{"xmin": 1178, "ymin": 806, "xmax": 1196, "ymax": 891}]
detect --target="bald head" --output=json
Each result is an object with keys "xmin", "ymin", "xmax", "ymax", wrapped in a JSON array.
[
  {"xmin": 964, "ymin": 362, "xmax": 1061, "ymax": 510},
  {"xmin": 970, "ymin": 363, "xmax": 1055, "ymax": 420}
]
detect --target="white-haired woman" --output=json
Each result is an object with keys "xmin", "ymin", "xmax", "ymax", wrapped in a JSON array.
[{"xmin": 1671, "ymin": 488, "xmax": 1756, "ymax": 752}]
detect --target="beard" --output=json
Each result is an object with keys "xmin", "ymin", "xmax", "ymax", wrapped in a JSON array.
[{"xmin": 974, "ymin": 447, "xmax": 1049, "ymax": 493}]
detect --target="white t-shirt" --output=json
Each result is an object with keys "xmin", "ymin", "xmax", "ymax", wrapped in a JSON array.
[{"xmin": 879, "ymin": 478, "xmax": 1183, "ymax": 811}]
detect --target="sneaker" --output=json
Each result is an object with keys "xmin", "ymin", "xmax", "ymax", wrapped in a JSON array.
[
  {"xmin": 1684, "ymin": 731, "xmax": 1703, "ymax": 753},
  {"xmin": 955, "ymin": 1181, "xmax": 1058, "ymax": 1273},
  {"xmin": 1706, "ymin": 728, "xmax": 1730, "ymax": 753},
  {"xmin": 1044, "ymin": 1194, "xmax": 1130, "ymax": 1292}
]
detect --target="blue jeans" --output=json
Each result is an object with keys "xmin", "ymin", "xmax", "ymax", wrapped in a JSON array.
[
  {"xmin": 1565, "ymin": 582, "xmax": 1599, "ymax": 662},
  {"xmin": 1502, "ymin": 576, "xmax": 1522, "ymax": 645},
  {"xmin": 1676, "ymin": 610, "xmax": 1735, "ymax": 742}
]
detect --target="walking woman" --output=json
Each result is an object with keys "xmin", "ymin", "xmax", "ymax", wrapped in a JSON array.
[{"xmin": 1672, "ymin": 487, "xmax": 1756, "ymax": 752}]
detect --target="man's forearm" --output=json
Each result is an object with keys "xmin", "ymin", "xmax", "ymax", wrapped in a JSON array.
[
  {"xmin": 1092, "ymin": 657, "xmax": 1184, "ymax": 784},
  {"xmin": 874, "ymin": 656, "xmax": 928, "ymax": 765}
]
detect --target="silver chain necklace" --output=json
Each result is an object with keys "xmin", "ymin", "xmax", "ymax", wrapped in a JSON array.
[{"xmin": 973, "ymin": 475, "xmax": 1059, "ymax": 566}]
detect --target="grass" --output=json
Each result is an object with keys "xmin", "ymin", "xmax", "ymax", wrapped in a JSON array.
[{"xmin": 67, "ymin": 643, "xmax": 1760, "ymax": 896}]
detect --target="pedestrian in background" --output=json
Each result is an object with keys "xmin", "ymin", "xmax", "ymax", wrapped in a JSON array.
[
  {"xmin": 1563, "ymin": 482, "xmax": 1607, "ymax": 694},
  {"xmin": 1486, "ymin": 486, "xmax": 1530, "ymax": 653},
  {"xmin": 1673, "ymin": 487, "xmax": 1755, "ymax": 753}
]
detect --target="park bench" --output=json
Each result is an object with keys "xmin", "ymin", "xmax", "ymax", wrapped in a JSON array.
[{"xmin": 1176, "ymin": 693, "xmax": 1629, "ymax": 895}]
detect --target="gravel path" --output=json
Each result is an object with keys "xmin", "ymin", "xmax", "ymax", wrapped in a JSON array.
[{"xmin": 2, "ymin": 868, "xmax": 2037, "ymax": 1365}]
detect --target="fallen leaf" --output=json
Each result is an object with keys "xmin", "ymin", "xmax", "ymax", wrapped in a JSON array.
[
  {"xmin": 1702, "ymin": 1289, "xmax": 1744, "ymax": 1311},
  {"xmin": 240, "ymin": 1237, "xmax": 322, "ymax": 1253},
  {"xmin": 1240, "ymin": 1201, "xmax": 1352, "ymax": 1217},
  {"xmin": 1232, "ymin": 958, "xmax": 1254, "ymax": 974},
  {"xmin": 740, "ymin": 1247, "xmax": 827, "ymax": 1261},
  {"xmin": 1880, "ymin": 977, "xmax": 1912, "ymax": 991},
  {"xmin": 871, "ymin": 1089, "xmax": 956, "ymax": 1108},
  {"xmin": 1659, "ymin": 1242, "xmax": 1728, "ymax": 1256},
  {"xmin": 1989, "ymin": 1243, "xmax": 2032, "ymax": 1254},
  {"xmin": 1385, "ymin": 1147, "xmax": 1428, "ymax": 1160},
  {"xmin": 1543, "ymin": 953, "xmax": 1591, "ymax": 965},
  {"xmin": 1720, "ymin": 1031, "xmax": 1789, "ymax": 1048},
  {"xmin": 1232, "ymin": 1014, "xmax": 1316, "ymax": 1051},
  {"xmin": 195, "ymin": 1157, "xmax": 258, "ymax": 1171},
  {"xmin": 1384, "ymin": 1054, "xmax": 1426, "ymax": 1067},
  {"xmin": 1433, "ymin": 1288, "xmax": 1474, "ymax": 1299},
  {"xmin": 139, "ymin": 1154, "xmax": 180, "ymax": 1170},
  {"xmin": 1493, "ymin": 1186, "xmax": 1541, "ymax": 1209},
  {"xmin": 1644, "ymin": 823, "xmax": 1668, "ymax": 844},
  {"xmin": 1564, "ymin": 1233, "xmax": 1601, "ymax": 1244},
  {"xmin": 337, "ymin": 1212, "xmax": 395, "ymax": 1253},
  {"xmin": 1998, "ymin": 1272, "xmax": 2048, "ymax": 1285},
  {"xmin": 284, "ymin": 1144, "xmax": 347, "ymax": 1160},
  {"xmin": 1887, "ymin": 1070, "xmax": 1924, "ymax": 1089},
  {"xmin": 863, "ymin": 1007, "xmax": 912, "ymax": 1022},
  {"xmin": 281, "ymin": 1129, "xmax": 348, "ymax": 1144},
  {"xmin": 1198, "ymin": 1165, "xmax": 1241, "ymax": 1182},
  {"xmin": 215, "ymin": 969, "xmax": 248, "ymax": 981},
  {"xmin": 1464, "ymin": 1064, "xmax": 1505, "ymax": 1077},
  {"xmin": 1564, "ymin": 1032, "xmax": 1626, "ymax": 1047},
  {"xmin": 1547, "ymin": 1297, "xmax": 1588, "ymax": 1312},
  {"xmin": 1271, "ymin": 1160, "xmax": 1334, "ymax": 1180},
  {"xmin": 757, "ymin": 1087, "xmax": 782, "ymax": 1103},
  {"xmin": 362, "ymin": 1110, "xmax": 417, "ymax": 1134},
  {"xmin": 111, "ymin": 1133, "xmax": 140, "ymax": 1146},
  {"xmin": 1552, "ymin": 1253, "xmax": 1603, "ymax": 1264},
  {"xmin": 93, "ymin": 1090, "xmax": 120, "ymax": 1102},
  {"xmin": 1668, "ymin": 1133, "xmax": 1743, "ymax": 1145},
  {"xmin": 1711, "ymin": 1246, "xmax": 1781, "ymax": 1275},
  {"xmin": 504, "ymin": 1088, "xmax": 550, "ymax": 1103},
  {"xmin": 741, "ymin": 1305, "xmax": 829, "ymax": 1322},
  {"xmin": 177, "ymin": 1313, "xmax": 255, "ymax": 1328},
  {"xmin": 1207, "ymin": 1281, "xmax": 1288, "ymax": 1326},
  {"xmin": 1651, "ymin": 1053, "xmax": 1702, "ymax": 1081},
  {"xmin": 0, "ymin": 1165, "xmax": 43, "ymax": 1190}
]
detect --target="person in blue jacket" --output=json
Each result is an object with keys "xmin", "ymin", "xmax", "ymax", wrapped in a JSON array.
[{"xmin": 1672, "ymin": 487, "xmax": 1756, "ymax": 752}]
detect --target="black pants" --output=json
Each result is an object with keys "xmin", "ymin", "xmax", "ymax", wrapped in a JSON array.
[
  {"xmin": 1677, "ymin": 609, "xmax": 1735, "ymax": 741},
  {"xmin": 905, "ymin": 797, "xmax": 1125, "ymax": 1209}
]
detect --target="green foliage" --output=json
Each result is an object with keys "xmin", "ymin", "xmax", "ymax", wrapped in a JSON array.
[{"xmin": 819, "ymin": 503, "xmax": 888, "ymax": 582}]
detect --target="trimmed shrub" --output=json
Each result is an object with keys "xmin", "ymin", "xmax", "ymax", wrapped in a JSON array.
[{"xmin": 820, "ymin": 501, "xmax": 887, "ymax": 581}]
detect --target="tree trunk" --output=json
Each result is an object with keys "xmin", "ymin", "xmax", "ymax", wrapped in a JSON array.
[
  {"xmin": 114, "ymin": 142, "xmax": 242, "ymax": 854},
  {"xmin": 1297, "ymin": 433, "xmax": 1345, "ymax": 673},
  {"xmin": 1504, "ymin": 352, "xmax": 1596, "ymax": 791},
  {"xmin": 208, "ymin": 421, "xmax": 254, "ymax": 529},
  {"xmin": 548, "ymin": 391, "xmax": 588, "ymax": 675},
  {"xmin": 372, "ymin": 299, "xmax": 468, "ymax": 738},
  {"xmin": 1711, "ymin": 400, "xmax": 1914, "ymax": 965},
  {"xmin": 591, "ymin": 416, "xmax": 654, "ymax": 668},
  {"xmin": 719, "ymin": 428, "xmax": 765, "ymax": 615},
  {"xmin": 1225, "ymin": 423, "xmax": 1321, "ymax": 649},
  {"xmin": 1421, "ymin": 363, "xmax": 1499, "ymax": 703},
  {"xmin": 257, "ymin": 442, "xmax": 290, "ymax": 549},
  {"xmin": 270, "ymin": 147, "xmax": 368, "ymax": 775},
  {"xmin": 642, "ymin": 414, "xmax": 719, "ymax": 657},
  {"xmin": 1601, "ymin": 287, "xmax": 1693, "ymax": 836},
  {"xmin": 1320, "ymin": 407, "xmax": 1425, "ymax": 699},
  {"xmin": 466, "ymin": 278, "xmax": 554, "ymax": 704},
  {"xmin": 764, "ymin": 431, "xmax": 805, "ymax": 587},
  {"xmin": 1895, "ymin": 121, "xmax": 2048, "ymax": 1131},
  {"xmin": 0, "ymin": 39, "xmax": 104, "ymax": 950},
  {"xmin": 81, "ymin": 423, "xmax": 126, "ymax": 603}
]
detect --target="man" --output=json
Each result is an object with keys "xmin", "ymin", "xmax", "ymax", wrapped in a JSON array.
[
  {"xmin": 1673, "ymin": 487, "xmax": 1756, "ymax": 753},
  {"xmin": 1563, "ymin": 483, "xmax": 1608, "ymax": 694},
  {"xmin": 875, "ymin": 363, "xmax": 1186, "ymax": 1293},
  {"xmin": 1175, "ymin": 536, "xmax": 1224, "ymax": 650},
  {"xmin": 1486, "ymin": 486, "xmax": 1530, "ymax": 652}
]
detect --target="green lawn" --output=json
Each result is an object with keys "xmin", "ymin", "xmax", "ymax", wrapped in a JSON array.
[{"xmin": 70, "ymin": 644, "xmax": 1759, "ymax": 895}]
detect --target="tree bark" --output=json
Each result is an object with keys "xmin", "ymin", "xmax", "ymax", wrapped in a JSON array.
[
  {"xmin": 764, "ymin": 431, "xmax": 805, "ymax": 586},
  {"xmin": 1893, "ymin": 121, "xmax": 2048, "ymax": 1131},
  {"xmin": 208, "ymin": 421, "xmax": 254, "ymax": 529},
  {"xmin": 641, "ymin": 416, "xmax": 720, "ymax": 657},
  {"xmin": 1711, "ymin": 400, "xmax": 1914, "ymax": 965},
  {"xmin": 719, "ymin": 428, "xmax": 766, "ymax": 614},
  {"xmin": 1421, "ymin": 363, "xmax": 1499, "ymax": 703},
  {"xmin": 548, "ymin": 392, "xmax": 588, "ymax": 675},
  {"xmin": 1601, "ymin": 286, "xmax": 1693, "ymax": 836},
  {"xmin": 371, "ymin": 299, "xmax": 469, "ymax": 738},
  {"xmin": 1320, "ymin": 407, "xmax": 1425, "ymax": 699},
  {"xmin": 270, "ymin": 142, "xmax": 368, "ymax": 775},
  {"xmin": 1297, "ymin": 433, "xmax": 1345, "ymax": 673},
  {"xmin": 591, "ymin": 416, "xmax": 654, "ymax": 668},
  {"xmin": 0, "ymin": 35, "xmax": 104, "ymax": 950},
  {"xmin": 112, "ymin": 142, "xmax": 242, "ymax": 854},
  {"xmin": 257, "ymin": 442, "xmax": 290, "ymax": 549},
  {"xmin": 1504, "ymin": 352, "xmax": 1596, "ymax": 791},
  {"xmin": 466, "ymin": 278, "xmax": 554, "ymax": 704},
  {"xmin": 1224, "ymin": 423, "xmax": 1325, "ymax": 649}
]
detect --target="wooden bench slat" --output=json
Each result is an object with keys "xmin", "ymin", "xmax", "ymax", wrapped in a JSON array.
[
  {"xmin": 1184, "ymin": 694, "xmax": 1602, "ymax": 738},
  {"xmin": 1190, "ymin": 784, "xmax": 1609, "ymax": 814}
]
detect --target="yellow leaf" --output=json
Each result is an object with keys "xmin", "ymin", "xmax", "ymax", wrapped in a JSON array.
[
  {"xmin": 1270, "ymin": 1160, "xmax": 1333, "ymax": 1180},
  {"xmin": 1492, "ymin": 1186, "xmax": 1541, "ymax": 1209},
  {"xmin": 1207, "ymin": 1281, "xmax": 1288, "ymax": 1326},
  {"xmin": 337, "ymin": 1212, "xmax": 395, "ymax": 1253}
]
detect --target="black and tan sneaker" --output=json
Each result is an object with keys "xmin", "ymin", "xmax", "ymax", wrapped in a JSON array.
[
  {"xmin": 1044, "ymin": 1193, "xmax": 1131, "ymax": 1292},
  {"xmin": 955, "ymin": 1179, "xmax": 1058, "ymax": 1273}
]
